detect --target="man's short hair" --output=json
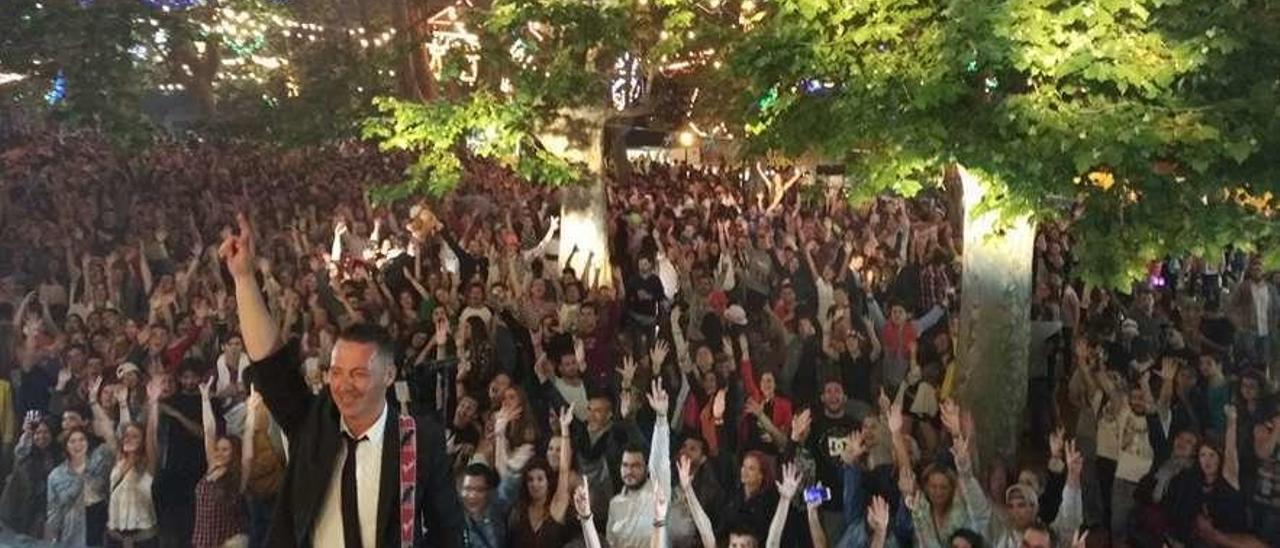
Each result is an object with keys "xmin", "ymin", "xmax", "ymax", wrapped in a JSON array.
[
  {"xmin": 177, "ymin": 357, "xmax": 205, "ymax": 376},
  {"xmin": 546, "ymin": 333, "xmax": 574, "ymax": 363},
  {"xmin": 726, "ymin": 523, "xmax": 760, "ymax": 546},
  {"xmin": 1023, "ymin": 522, "xmax": 1057, "ymax": 546},
  {"xmin": 463, "ymin": 463, "xmax": 498, "ymax": 489},
  {"xmin": 338, "ymin": 323, "xmax": 396, "ymax": 369},
  {"xmin": 679, "ymin": 431, "xmax": 707, "ymax": 450},
  {"xmin": 63, "ymin": 405, "xmax": 90, "ymax": 421},
  {"xmin": 949, "ymin": 528, "xmax": 986, "ymax": 548},
  {"xmin": 621, "ymin": 441, "xmax": 648, "ymax": 460}
]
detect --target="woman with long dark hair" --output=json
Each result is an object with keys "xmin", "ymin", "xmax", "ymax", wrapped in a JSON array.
[
  {"xmin": 1163, "ymin": 405, "xmax": 1249, "ymax": 545},
  {"xmin": 191, "ymin": 379, "xmax": 248, "ymax": 547},
  {"xmin": 505, "ymin": 405, "xmax": 574, "ymax": 548},
  {"xmin": 0, "ymin": 413, "xmax": 58, "ymax": 537}
]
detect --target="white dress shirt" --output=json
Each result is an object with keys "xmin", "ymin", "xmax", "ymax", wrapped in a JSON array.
[
  {"xmin": 314, "ymin": 403, "xmax": 388, "ymax": 548},
  {"xmin": 213, "ymin": 352, "xmax": 251, "ymax": 395}
]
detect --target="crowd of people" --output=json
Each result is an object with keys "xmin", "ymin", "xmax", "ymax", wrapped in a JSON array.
[{"xmin": 0, "ymin": 128, "xmax": 1276, "ymax": 548}]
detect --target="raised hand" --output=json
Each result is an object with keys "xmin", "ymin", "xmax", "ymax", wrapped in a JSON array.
[
  {"xmin": 616, "ymin": 355, "xmax": 638, "ymax": 388},
  {"xmin": 432, "ymin": 320, "xmax": 449, "ymax": 346},
  {"xmin": 940, "ymin": 399, "xmax": 962, "ymax": 437},
  {"xmin": 877, "ymin": 388, "xmax": 892, "ymax": 416},
  {"xmin": 198, "ymin": 377, "xmax": 214, "ymax": 401},
  {"xmin": 886, "ymin": 402, "xmax": 904, "ymax": 436},
  {"xmin": 218, "ymin": 213, "xmax": 256, "ymax": 280},
  {"xmin": 866, "ymin": 495, "xmax": 890, "ymax": 534},
  {"xmin": 790, "ymin": 408, "xmax": 812, "ymax": 443},
  {"xmin": 494, "ymin": 406, "xmax": 521, "ymax": 434},
  {"xmin": 1049, "ymin": 426, "xmax": 1065, "ymax": 459},
  {"xmin": 146, "ymin": 375, "xmax": 166, "ymax": 403},
  {"xmin": 647, "ymin": 379, "xmax": 669, "ymax": 417},
  {"xmin": 1065, "ymin": 438, "xmax": 1084, "ymax": 487},
  {"xmin": 573, "ymin": 480, "xmax": 592, "ymax": 519},
  {"xmin": 558, "ymin": 403, "xmax": 575, "ymax": 437},
  {"xmin": 445, "ymin": 432, "xmax": 459, "ymax": 456},
  {"xmin": 1224, "ymin": 403, "xmax": 1238, "ymax": 423},
  {"xmin": 842, "ymin": 429, "xmax": 866, "ymax": 465},
  {"xmin": 712, "ymin": 389, "xmax": 727, "ymax": 422},
  {"xmin": 745, "ymin": 398, "xmax": 765, "ymax": 418},
  {"xmin": 649, "ymin": 339, "xmax": 670, "ymax": 374},
  {"xmin": 89, "ymin": 377, "xmax": 104, "ymax": 405},
  {"xmin": 677, "ymin": 454, "xmax": 695, "ymax": 490},
  {"xmin": 897, "ymin": 466, "xmax": 917, "ymax": 500},
  {"xmin": 776, "ymin": 461, "xmax": 802, "ymax": 500},
  {"xmin": 1158, "ymin": 358, "xmax": 1178, "ymax": 382}
]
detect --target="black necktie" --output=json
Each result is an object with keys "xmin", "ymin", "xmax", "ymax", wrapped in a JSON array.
[{"xmin": 342, "ymin": 434, "xmax": 367, "ymax": 548}]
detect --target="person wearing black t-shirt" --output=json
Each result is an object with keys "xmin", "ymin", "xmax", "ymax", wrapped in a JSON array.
[
  {"xmin": 154, "ymin": 360, "xmax": 208, "ymax": 548},
  {"xmin": 625, "ymin": 254, "xmax": 667, "ymax": 352},
  {"xmin": 804, "ymin": 381, "xmax": 860, "ymax": 542}
]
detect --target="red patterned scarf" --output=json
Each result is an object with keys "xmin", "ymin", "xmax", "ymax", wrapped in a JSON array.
[{"xmin": 398, "ymin": 413, "xmax": 417, "ymax": 548}]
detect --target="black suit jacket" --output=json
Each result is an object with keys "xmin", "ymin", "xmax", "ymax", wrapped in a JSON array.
[{"xmin": 250, "ymin": 340, "xmax": 465, "ymax": 547}]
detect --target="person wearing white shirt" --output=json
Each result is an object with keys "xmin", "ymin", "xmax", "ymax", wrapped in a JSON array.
[
  {"xmin": 223, "ymin": 213, "xmax": 464, "ymax": 547},
  {"xmin": 213, "ymin": 334, "xmax": 250, "ymax": 398},
  {"xmin": 314, "ymin": 403, "xmax": 386, "ymax": 548},
  {"xmin": 607, "ymin": 381, "xmax": 672, "ymax": 548}
]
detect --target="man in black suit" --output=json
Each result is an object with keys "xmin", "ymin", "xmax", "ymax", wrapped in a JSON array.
[{"xmin": 221, "ymin": 213, "xmax": 464, "ymax": 547}]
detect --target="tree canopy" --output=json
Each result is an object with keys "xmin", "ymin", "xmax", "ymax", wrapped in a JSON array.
[
  {"xmin": 361, "ymin": 0, "xmax": 751, "ymax": 199},
  {"xmin": 361, "ymin": 0, "xmax": 1280, "ymax": 286},
  {"xmin": 727, "ymin": 0, "xmax": 1280, "ymax": 287}
]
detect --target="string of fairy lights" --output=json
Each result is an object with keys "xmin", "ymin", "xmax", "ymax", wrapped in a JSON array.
[
  {"xmin": 23, "ymin": 0, "xmax": 404, "ymax": 100},
  {"xmin": 27, "ymin": 0, "xmax": 765, "ymax": 120}
]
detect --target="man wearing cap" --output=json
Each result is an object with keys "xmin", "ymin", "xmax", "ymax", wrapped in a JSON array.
[
  {"xmin": 114, "ymin": 362, "xmax": 148, "ymax": 419},
  {"xmin": 988, "ymin": 438, "xmax": 1084, "ymax": 548},
  {"xmin": 220, "ymin": 213, "xmax": 464, "ymax": 547}
]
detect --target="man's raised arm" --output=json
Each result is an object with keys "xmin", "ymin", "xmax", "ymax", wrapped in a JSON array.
[
  {"xmin": 222, "ymin": 213, "xmax": 279, "ymax": 360},
  {"xmin": 222, "ymin": 213, "xmax": 308, "ymax": 436}
]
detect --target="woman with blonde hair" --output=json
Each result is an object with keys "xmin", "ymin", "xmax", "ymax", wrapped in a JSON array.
[{"xmin": 92, "ymin": 375, "xmax": 163, "ymax": 547}]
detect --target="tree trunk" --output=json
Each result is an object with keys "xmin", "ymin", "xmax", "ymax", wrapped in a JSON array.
[
  {"xmin": 952, "ymin": 164, "xmax": 1036, "ymax": 469},
  {"xmin": 539, "ymin": 108, "xmax": 613, "ymax": 288},
  {"xmin": 394, "ymin": 0, "xmax": 434, "ymax": 101}
]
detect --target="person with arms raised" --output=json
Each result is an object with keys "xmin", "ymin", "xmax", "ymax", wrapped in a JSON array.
[{"xmin": 219, "ymin": 213, "xmax": 464, "ymax": 547}]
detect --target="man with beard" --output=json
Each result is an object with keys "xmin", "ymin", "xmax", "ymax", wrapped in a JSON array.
[
  {"xmin": 798, "ymin": 381, "xmax": 861, "ymax": 542},
  {"xmin": 606, "ymin": 380, "xmax": 671, "ymax": 548},
  {"xmin": 576, "ymin": 391, "xmax": 644, "ymax": 526},
  {"xmin": 154, "ymin": 359, "xmax": 207, "ymax": 547}
]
